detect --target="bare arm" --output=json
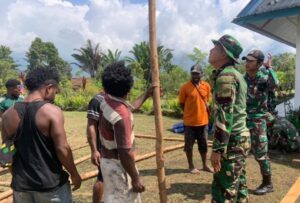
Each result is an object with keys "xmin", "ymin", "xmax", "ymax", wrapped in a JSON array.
[
  {"xmin": 131, "ymin": 87, "xmax": 154, "ymax": 112},
  {"xmin": 49, "ymin": 106, "xmax": 81, "ymax": 190},
  {"xmin": 86, "ymin": 118, "xmax": 100, "ymax": 166}
]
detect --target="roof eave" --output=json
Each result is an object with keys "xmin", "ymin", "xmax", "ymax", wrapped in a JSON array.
[{"xmin": 233, "ymin": 6, "xmax": 300, "ymax": 24}]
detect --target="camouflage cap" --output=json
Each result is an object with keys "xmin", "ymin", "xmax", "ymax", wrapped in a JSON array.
[
  {"xmin": 212, "ymin": 34, "xmax": 243, "ymax": 64},
  {"xmin": 242, "ymin": 50, "xmax": 265, "ymax": 62},
  {"xmin": 190, "ymin": 64, "xmax": 203, "ymax": 74}
]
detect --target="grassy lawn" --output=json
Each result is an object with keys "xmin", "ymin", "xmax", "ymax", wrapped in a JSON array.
[{"xmin": 1, "ymin": 111, "xmax": 300, "ymax": 202}]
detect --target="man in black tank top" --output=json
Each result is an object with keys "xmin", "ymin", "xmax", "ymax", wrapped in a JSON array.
[{"xmin": 1, "ymin": 67, "xmax": 81, "ymax": 203}]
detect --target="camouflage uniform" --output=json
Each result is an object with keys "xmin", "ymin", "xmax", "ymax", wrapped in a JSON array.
[
  {"xmin": 268, "ymin": 116, "xmax": 300, "ymax": 152},
  {"xmin": 245, "ymin": 67, "xmax": 279, "ymax": 176},
  {"xmin": 211, "ymin": 64, "xmax": 250, "ymax": 203}
]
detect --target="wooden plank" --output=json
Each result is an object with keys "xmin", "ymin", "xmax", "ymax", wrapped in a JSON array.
[
  {"xmin": 280, "ymin": 177, "xmax": 300, "ymax": 203},
  {"xmin": 0, "ymin": 190, "xmax": 12, "ymax": 201}
]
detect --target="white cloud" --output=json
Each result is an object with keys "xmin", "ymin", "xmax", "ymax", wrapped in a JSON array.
[{"xmin": 0, "ymin": 0, "xmax": 295, "ymax": 70}]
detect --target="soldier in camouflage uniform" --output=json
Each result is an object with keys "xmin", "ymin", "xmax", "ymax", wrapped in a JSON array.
[
  {"xmin": 266, "ymin": 112, "xmax": 300, "ymax": 152},
  {"xmin": 243, "ymin": 50, "xmax": 279, "ymax": 195},
  {"xmin": 209, "ymin": 35, "xmax": 251, "ymax": 203}
]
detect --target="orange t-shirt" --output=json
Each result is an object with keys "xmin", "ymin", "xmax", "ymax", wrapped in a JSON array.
[{"xmin": 179, "ymin": 81, "xmax": 211, "ymax": 126}]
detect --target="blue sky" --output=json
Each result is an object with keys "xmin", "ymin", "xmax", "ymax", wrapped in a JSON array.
[{"xmin": 0, "ymin": 0, "xmax": 294, "ymax": 74}]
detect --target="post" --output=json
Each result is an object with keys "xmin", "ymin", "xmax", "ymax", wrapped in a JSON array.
[
  {"xmin": 295, "ymin": 15, "xmax": 300, "ymax": 110},
  {"xmin": 148, "ymin": 0, "xmax": 167, "ymax": 202}
]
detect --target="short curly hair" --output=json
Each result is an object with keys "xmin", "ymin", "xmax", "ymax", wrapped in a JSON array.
[
  {"xmin": 101, "ymin": 61, "xmax": 133, "ymax": 98},
  {"xmin": 5, "ymin": 79, "xmax": 20, "ymax": 88},
  {"xmin": 25, "ymin": 67, "xmax": 60, "ymax": 91}
]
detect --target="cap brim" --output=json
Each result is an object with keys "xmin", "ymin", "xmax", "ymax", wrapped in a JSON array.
[
  {"xmin": 242, "ymin": 55, "xmax": 257, "ymax": 61},
  {"xmin": 191, "ymin": 70, "xmax": 201, "ymax": 74},
  {"xmin": 211, "ymin": 39, "xmax": 240, "ymax": 64}
]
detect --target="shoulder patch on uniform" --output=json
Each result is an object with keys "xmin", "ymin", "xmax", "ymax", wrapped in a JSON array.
[{"xmin": 217, "ymin": 75, "xmax": 235, "ymax": 84}]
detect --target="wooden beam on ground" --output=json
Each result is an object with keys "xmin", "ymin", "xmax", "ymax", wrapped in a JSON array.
[
  {"xmin": 74, "ymin": 155, "xmax": 90, "ymax": 165},
  {"xmin": 72, "ymin": 142, "xmax": 89, "ymax": 151},
  {"xmin": 0, "ymin": 190, "xmax": 12, "ymax": 201},
  {"xmin": 135, "ymin": 133, "xmax": 213, "ymax": 144},
  {"xmin": 0, "ymin": 182, "xmax": 10, "ymax": 187},
  {"xmin": 79, "ymin": 144, "xmax": 185, "ymax": 182},
  {"xmin": 135, "ymin": 134, "xmax": 183, "ymax": 142},
  {"xmin": 0, "ymin": 168, "xmax": 9, "ymax": 176},
  {"xmin": 280, "ymin": 177, "xmax": 300, "ymax": 203}
]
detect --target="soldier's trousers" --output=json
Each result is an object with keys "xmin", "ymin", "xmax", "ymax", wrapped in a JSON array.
[
  {"xmin": 212, "ymin": 131, "xmax": 251, "ymax": 203},
  {"xmin": 247, "ymin": 118, "xmax": 271, "ymax": 176}
]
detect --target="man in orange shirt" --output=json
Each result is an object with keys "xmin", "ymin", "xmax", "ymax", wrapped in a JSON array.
[{"xmin": 179, "ymin": 64, "xmax": 213, "ymax": 174}]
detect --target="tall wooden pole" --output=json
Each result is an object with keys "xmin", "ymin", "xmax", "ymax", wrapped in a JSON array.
[{"xmin": 148, "ymin": 0, "xmax": 167, "ymax": 202}]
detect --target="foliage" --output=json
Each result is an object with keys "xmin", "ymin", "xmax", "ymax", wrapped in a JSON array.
[
  {"xmin": 187, "ymin": 47, "xmax": 207, "ymax": 66},
  {"xmin": 72, "ymin": 39, "xmax": 102, "ymax": 78},
  {"xmin": 102, "ymin": 49, "xmax": 122, "ymax": 68},
  {"xmin": 26, "ymin": 38, "xmax": 71, "ymax": 79},
  {"xmin": 160, "ymin": 66, "xmax": 189, "ymax": 95},
  {"xmin": 0, "ymin": 45, "xmax": 19, "ymax": 91},
  {"xmin": 125, "ymin": 41, "xmax": 175, "ymax": 84},
  {"xmin": 54, "ymin": 79, "xmax": 101, "ymax": 111},
  {"xmin": 272, "ymin": 53, "xmax": 295, "ymax": 92}
]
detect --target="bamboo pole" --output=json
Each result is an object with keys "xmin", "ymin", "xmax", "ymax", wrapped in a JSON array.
[
  {"xmin": 135, "ymin": 133, "xmax": 213, "ymax": 144},
  {"xmin": 79, "ymin": 144, "xmax": 184, "ymax": 182},
  {"xmin": 148, "ymin": 0, "xmax": 167, "ymax": 202},
  {"xmin": 72, "ymin": 142, "xmax": 89, "ymax": 151},
  {"xmin": 0, "ymin": 190, "xmax": 12, "ymax": 201},
  {"xmin": 74, "ymin": 155, "xmax": 90, "ymax": 165}
]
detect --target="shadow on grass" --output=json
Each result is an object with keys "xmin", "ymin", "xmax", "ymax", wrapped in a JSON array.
[
  {"xmin": 268, "ymin": 150, "xmax": 300, "ymax": 170},
  {"xmin": 167, "ymin": 182, "xmax": 211, "ymax": 201}
]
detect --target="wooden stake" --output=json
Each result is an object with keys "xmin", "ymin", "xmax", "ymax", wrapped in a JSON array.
[
  {"xmin": 0, "ymin": 190, "xmax": 12, "ymax": 201},
  {"xmin": 148, "ymin": 0, "xmax": 167, "ymax": 202}
]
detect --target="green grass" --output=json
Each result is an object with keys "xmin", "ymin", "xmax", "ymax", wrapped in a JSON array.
[{"xmin": 2, "ymin": 111, "xmax": 300, "ymax": 203}]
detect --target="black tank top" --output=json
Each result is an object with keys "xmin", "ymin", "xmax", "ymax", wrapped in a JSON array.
[{"xmin": 11, "ymin": 101, "xmax": 69, "ymax": 192}]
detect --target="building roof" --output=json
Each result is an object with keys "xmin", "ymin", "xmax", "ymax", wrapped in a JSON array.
[{"xmin": 233, "ymin": 0, "xmax": 300, "ymax": 48}]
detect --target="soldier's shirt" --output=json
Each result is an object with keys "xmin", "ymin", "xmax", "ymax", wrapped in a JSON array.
[
  {"xmin": 212, "ymin": 64, "xmax": 248, "ymax": 153},
  {"xmin": 0, "ymin": 94, "xmax": 24, "ymax": 112},
  {"xmin": 244, "ymin": 67, "xmax": 279, "ymax": 118}
]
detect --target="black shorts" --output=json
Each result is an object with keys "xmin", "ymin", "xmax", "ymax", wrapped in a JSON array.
[
  {"xmin": 97, "ymin": 166, "xmax": 103, "ymax": 182},
  {"xmin": 184, "ymin": 125, "xmax": 208, "ymax": 153}
]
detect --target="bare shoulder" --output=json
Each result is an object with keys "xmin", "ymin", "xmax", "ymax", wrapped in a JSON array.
[{"xmin": 38, "ymin": 103, "xmax": 63, "ymax": 120}]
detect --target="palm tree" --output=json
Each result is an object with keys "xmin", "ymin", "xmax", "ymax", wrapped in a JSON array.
[
  {"xmin": 125, "ymin": 41, "xmax": 174, "ymax": 82},
  {"xmin": 72, "ymin": 39, "xmax": 102, "ymax": 78},
  {"xmin": 102, "ymin": 49, "xmax": 122, "ymax": 68}
]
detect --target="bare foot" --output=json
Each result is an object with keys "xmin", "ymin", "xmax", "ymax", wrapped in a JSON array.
[
  {"xmin": 202, "ymin": 166, "xmax": 214, "ymax": 173},
  {"xmin": 190, "ymin": 168, "xmax": 201, "ymax": 174}
]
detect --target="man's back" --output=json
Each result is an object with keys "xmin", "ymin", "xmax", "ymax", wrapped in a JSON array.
[{"xmin": 4, "ymin": 101, "xmax": 69, "ymax": 191}]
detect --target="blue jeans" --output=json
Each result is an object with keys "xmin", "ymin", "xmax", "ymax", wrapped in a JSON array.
[{"xmin": 13, "ymin": 182, "xmax": 72, "ymax": 203}]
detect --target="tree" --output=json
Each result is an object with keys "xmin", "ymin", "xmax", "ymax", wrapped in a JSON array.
[
  {"xmin": 102, "ymin": 49, "xmax": 122, "ymax": 68},
  {"xmin": 160, "ymin": 66, "xmax": 189, "ymax": 95},
  {"xmin": 26, "ymin": 38, "xmax": 71, "ymax": 79},
  {"xmin": 187, "ymin": 47, "xmax": 207, "ymax": 66},
  {"xmin": 126, "ymin": 41, "xmax": 174, "ymax": 83},
  {"xmin": 72, "ymin": 39, "xmax": 102, "ymax": 78},
  {"xmin": 272, "ymin": 53, "xmax": 295, "ymax": 91},
  {"xmin": 0, "ymin": 45, "xmax": 18, "ymax": 87}
]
